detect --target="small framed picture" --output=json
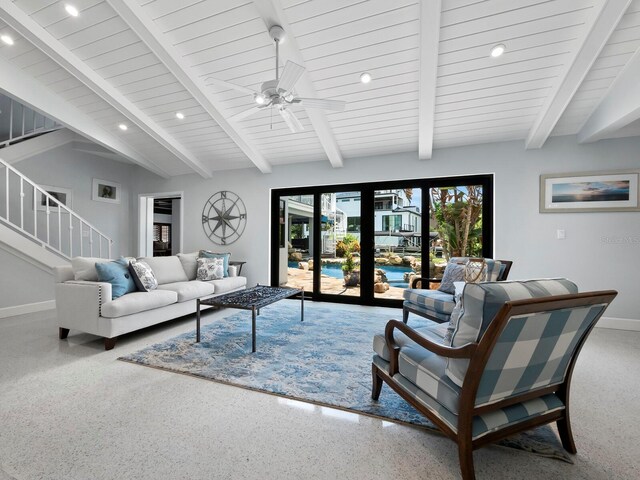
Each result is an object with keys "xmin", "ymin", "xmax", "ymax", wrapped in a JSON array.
[
  {"xmin": 37, "ymin": 185, "xmax": 72, "ymax": 213},
  {"xmin": 540, "ymin": 171, "xmax": 640, "ymax": 213},
  {"xmin": 92, "ymin": 178, "xmax": 121, "ymax": 204}
]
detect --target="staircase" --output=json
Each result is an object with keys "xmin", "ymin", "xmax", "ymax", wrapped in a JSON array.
[
  {"xmin": 0, "ymin": 93, "xmax": 62, "ymax": 150},
  {"xmin": 0, "ymin": 157, "xmax": 113, "ymax": 270}
]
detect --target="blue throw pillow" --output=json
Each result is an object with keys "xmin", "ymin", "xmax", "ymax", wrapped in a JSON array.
[
  {"xmin": 199, "ymin": 250, "xmax": 230, "ymax": 277},
  {"xmin": 95, "ymin": 257, "xmax": 137, "ymax": 299}
]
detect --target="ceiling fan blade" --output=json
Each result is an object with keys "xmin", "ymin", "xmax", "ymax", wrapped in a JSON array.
[
  {"xmin": 279, "ymin": 107, "xmax": 305, "ymax": 133},
  {"xmin": 276, "ymin": 61, "xmax": 305, "ymax": 93},
  {"xmin": 230, "ymin": 106, "xmax": 263, "ymax": 122},
  {"xmin": 205, "ymin": 77, "xmax": 256, "ymax": 95},
  {"xmin": 293, "ymin": 97, "xmax": 346, "ymax": 112}
]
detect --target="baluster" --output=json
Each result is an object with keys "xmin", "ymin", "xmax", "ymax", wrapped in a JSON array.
[
  {"xmin": 58, "ymin": 205, "xmax": 62, "ymax": 251},
  {"xmin": 69, "ymin": 215, "xmax": 73, "ymax": 258},
  {"xmin": 89, "ymin": 229, "xmax": 93, "ymax": 257},
  {"xmin": 20, "ymin": 178, "xmax": 24, "ymax": 229},
  {"xmin": 80, "ymin": 221, "xmax": 83, "ymax": 257},
  {"xmin": 46, "ymin": 197, "xmax": 50, "ymax": 245},
  {"xmin": 99, "ymin": 234, "xmax": 102, "ymax": 258},
  {"xmin": 4, "ymin": 167, "xmax": 8, "ymax": 220},
  {"xmin": 108, "ymin": 239, "xmax": 112, "ymax": 259},
  {"xmin": 33, "ymin": 187, "xmax": 37, "ymax": 238}
]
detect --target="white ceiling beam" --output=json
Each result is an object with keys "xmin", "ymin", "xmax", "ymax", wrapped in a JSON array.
[
  {"xmin": 0, "ymin": 0, "xmax": 211, "ymax": 178},
  {"xmin": 0, "ymin": 56, "xmax": 168, "ymax": 177},
  {"xmin": 106, "ymin": 0, "xmax": 272, "ymax": 174},
  {"xmin": 578, "ymin": 46, "xmax": 640, "ymax": 143},
  {"xmin": 252, "ymin": 0, "xmax": 344, "ymax": 169},
  {"xmin": 525, "ymin": 0, "xmax": 631, "ymax": 149},
  {"xmin": 418, "ymin": 0, "xmax": 441, "ymax": 160}
]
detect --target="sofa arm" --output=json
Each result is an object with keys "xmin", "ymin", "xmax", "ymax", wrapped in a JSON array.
[
  {"xmin": 55, "ymin": 281, "xmax": 112, "ymax": 337},
  {"xmin": 228, "ymin": 265, "xmax": 238, "ymax": 277}
]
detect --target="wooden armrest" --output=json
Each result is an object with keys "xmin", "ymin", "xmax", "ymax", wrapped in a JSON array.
[
  {"xmin": 385, "ymin": 320, "xmax": 477, "ymax": 375},
  {"xmin": 410, "ymin": 276, "xmax": 443, "ymax": 288}
]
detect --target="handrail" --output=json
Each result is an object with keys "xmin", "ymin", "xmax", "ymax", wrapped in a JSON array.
[{"xmin": 0, "ymin": 157, "xmax": 113, "ymax": 260}]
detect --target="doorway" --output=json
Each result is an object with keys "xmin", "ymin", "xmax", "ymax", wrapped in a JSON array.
[
  {"xmin": 271, "ymin": 175, "xmax": 493, "ymax": 307},
  {"xmin": 138, "ymin": 191, "xmax": 184, "ymax": 257}
]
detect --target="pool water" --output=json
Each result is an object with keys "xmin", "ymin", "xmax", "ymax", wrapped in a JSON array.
[{"xmin": 288, "ymin": 261, "xmax": 413, "ymax": 288}]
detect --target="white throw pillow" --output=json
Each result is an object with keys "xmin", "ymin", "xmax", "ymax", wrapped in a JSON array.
[
  {"xmin": 129, "ymin": 259, "xmax": 158, "ymax": 292},
  {"xmin": 196, "ymin": 257, "xmax": 224, "ymax": 281},
  {"xmin": 71, "ymin": 257, "xmax": 111, "ymax": 281}
]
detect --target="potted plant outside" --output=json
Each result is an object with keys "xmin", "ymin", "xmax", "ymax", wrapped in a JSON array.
[{"xmin": 342, "ymin": 247, "xmax": 360, "ymax": 287}]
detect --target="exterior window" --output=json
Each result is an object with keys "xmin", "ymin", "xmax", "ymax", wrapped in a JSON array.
[
  {"xmin": 382, "ymin": 215, "xmax": 402, "ymax": 232},
  {"xmin": 153, "ymin": 223, "xmax": 171, "ymax": 243},
  {"xmin": 348, "ymin": 216, "xmax": 361, "ymax": 232}
]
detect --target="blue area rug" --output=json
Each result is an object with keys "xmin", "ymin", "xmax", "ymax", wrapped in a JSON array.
[{"xmin": 119, "ymin": 301, "xmax": 572, "ymax": 463}]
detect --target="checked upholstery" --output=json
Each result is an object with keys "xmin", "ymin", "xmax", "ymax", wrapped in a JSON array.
[{"xmin": 373, "ymin": 278, "xmax": 617, "ymax": 480}]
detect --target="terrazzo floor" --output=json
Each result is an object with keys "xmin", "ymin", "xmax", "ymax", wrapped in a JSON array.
[{"xmin": 0, "ymin": 304, "xmax": 638, "ymax": 480}]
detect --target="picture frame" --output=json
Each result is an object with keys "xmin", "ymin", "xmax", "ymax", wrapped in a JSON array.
[
  {"xmin": 36, "ymin": 185, "xmax": 72, "ymax": 213},
  {"xmin": 92, "ymin": 178, "xmax": 121, "ymax": 204},
  {"xmin": 540, "ymin": 171, "xmax": 640, "ymax": 213}
]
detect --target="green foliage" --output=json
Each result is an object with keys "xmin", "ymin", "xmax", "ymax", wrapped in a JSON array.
[
  {"xmin": 336, "ymin": 236, "xmax": 360, "ymax": 257},
  {"xmin": 431, "ymin": 186, "xmax": 483, "ymax": 258}
]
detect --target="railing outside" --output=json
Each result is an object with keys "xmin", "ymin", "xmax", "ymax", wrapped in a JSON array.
[{"xmin": 0, "ymin": 157, "xmax": 112, "ymax": 260}]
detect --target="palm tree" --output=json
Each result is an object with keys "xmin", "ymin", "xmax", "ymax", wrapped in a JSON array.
[{"xmin": 403, "ymin": 188, "xmax": 413, "ymax": 205}]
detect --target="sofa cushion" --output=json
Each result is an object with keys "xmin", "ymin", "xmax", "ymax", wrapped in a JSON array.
[
  {"xmin": 71, "ymin": 256, "xmax": 111, "ymax": 281},
  {"xmin": 95, "ymin": 258, "xmax": 137, "ymax": 299},
  {"xmin": 140, "ymin": 256, "xmax": 188, "ymax": 285},
  {"xmin": 206, "ymin": 276, "xmax": 247, "ymax": 295},
  {"xmin": 446, "ymin": 278, "xmax": 579, "ymax": 387},
  {"xmin": 157, "ymin": 281, "xmax": 214, "ymax": 303},
  {"xmin": 177, "ymin": 252, "xmax": 198, "ymax": 280},
  {"xmin": 101, "ymin": 290, "xmax": 178, "ymax": 318}
]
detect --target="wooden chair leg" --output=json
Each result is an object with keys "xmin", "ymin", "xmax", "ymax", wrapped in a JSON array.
[
  {"xmin": 371, "ymin": 363, "xmax": 383, "ymax": 400},
  {"xmin": 59, "ymin": 327, "xmax": 70, "ymax": 340},
  {"xmin": 458, "ymin": 440, "xmax": 476, "ymax": 480},
  {"xmin": 402, "ymin": 307, "xmax": 409, "ymax": 324},
  {"xmin": 104, "ymin": 337, "xmax": 118, "ymax": 351},
  {"xmin": 557, "ymin": 416, "xmax": 577, "ymax": 454}
]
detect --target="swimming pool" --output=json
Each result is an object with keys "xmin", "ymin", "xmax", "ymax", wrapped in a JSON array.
[{"xmin": 288, "ymin": 261, "xmax": 413, "ymax": 288}]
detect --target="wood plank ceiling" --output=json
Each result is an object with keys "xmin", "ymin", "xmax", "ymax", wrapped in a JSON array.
[{"xmin": 0, "ymin": 0, "xmax": 639, "ymax": 177}]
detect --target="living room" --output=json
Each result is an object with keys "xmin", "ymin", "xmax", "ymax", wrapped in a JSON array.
[{"xmin": 1, "ymin": 1, "xmax": 639, "ymax": 479}]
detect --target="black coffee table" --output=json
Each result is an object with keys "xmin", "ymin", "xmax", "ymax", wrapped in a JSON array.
[{"xmin": 196, "ymin": 285, "xmax": 304, "ymax": 352}]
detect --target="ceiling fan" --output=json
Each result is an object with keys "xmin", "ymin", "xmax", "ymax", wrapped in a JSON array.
[{"xmin": 206, "ymin": 25, "xmax": 346, "ymax": 133}]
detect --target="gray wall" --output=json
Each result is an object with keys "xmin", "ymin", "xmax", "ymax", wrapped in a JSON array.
[
  {"xmin": 131, "ymin": 135, "xmax": 640, "ymax": 322},
  {"xmin": 0, "ymin": 249, "xmax": 53, "ymax": 308},
  {"xmin": 15, "ymin": 144, "xmax": 136, "ymax": 257}
]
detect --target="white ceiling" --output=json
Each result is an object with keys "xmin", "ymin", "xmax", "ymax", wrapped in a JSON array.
[{"xmin": 0, "ymin": 0, "xmax": 639, "ymax": 177}]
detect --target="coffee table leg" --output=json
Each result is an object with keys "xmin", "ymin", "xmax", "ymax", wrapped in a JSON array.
[
  {"xmin": 251, "ymin": 306, "xmax": 257, "ymax": 353},
  {"xmin": 301, "ymin": 290, "xmax": 304, "ymax": 322},
  {"xmin": 196, "ymin": 299, "xmax": 201, "ymax": 343}
]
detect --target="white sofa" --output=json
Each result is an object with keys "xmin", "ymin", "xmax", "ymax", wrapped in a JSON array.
[{"xmin": 54, "ymin": 254, "xmax": 247, "ymax": 350}]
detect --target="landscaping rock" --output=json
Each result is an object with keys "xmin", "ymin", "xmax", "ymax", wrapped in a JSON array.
[
  {"xmin": 298, "ymin": 262, "xmax": 309, "ymax": 271},
  {"xmin": 389, "ymin": 255, "xmax": 403, "ymax": 266},
  {"xmin": 289, "ymin": 252, "xmax": 302, "ymax": 262},
  {"xmin": 403, "ymin": 255, "xmax": 416, "ymax": 266},
  {"xmin": 374, "ymin": 269, "xmax": 388, "ymax": 283},
  {"xmin": 374, "ymin": 283, "xmax": 386, "ymax": 293},
  {"xmin": 375, "ymin": 257, "xmax": 389, "ymax": 265},
  {"xmin": 308, "ymin": 259, "xmax": 314, "ymax": 271}
]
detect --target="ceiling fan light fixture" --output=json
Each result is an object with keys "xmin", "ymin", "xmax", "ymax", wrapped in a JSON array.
[
  {"xmin": 490, "ymin": 44, "xmax": 506, "ymax": 58},
  {"xmin": 65, "ymin": 4, "xmax": 79, "ymax": 17},
  {"xmin": 360, "ymin": 72, "xmax": 372, "ymax": 84},
  {"xmin": 254, "ymin": 93, "xmax": 267, "ymax": 105}
]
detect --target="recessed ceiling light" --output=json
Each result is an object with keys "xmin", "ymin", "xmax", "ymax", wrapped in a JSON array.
[
  {"xmin": 118, "ymin": 124, "xmax": 128, "ymax": 131},
  {"xmin": 175, "ymin": 112, "xmax": 185, "ymax": 120},
  {"xmin": 65, "ymin": 4, "xmax": 79, "ymax": 17},
  {"xmin": 1, "ymin": 35, "xmax": 14, "ymax": 46},
  {"xmin": 360, "ymin": 72, "xmax": 372, "ymax": 84},
  {"xmin": 490, "ymin": 44, "xmax": 506, "ymax": 58},
  {"xmin": 254, "ymin": 93, "xmax": 267, "ymax": 105}
]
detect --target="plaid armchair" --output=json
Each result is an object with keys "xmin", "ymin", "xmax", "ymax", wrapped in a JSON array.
[
  {"xmin": 373, "ymin": 279, "xmax": 617, "ymax": 480},
  {"xmin": 403, "ymin": 257, "xmax": 512, "ymax": 324}
]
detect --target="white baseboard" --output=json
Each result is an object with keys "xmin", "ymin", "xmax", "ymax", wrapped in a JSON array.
[
  {"xmin": 0, "ymin": 300, "xmax": 56, "ymax": 319},
  {"xmin": 596, "ymin": 316, "xmax": 640, "ymax": 332}
]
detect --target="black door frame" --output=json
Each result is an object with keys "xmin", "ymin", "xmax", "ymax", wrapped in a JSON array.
[{"xmin": 270, "ymin": 174, "xmax": 494, "ymax": 308}]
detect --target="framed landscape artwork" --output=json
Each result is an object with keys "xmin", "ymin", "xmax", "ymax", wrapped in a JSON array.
[
  {"xmin": 540, "ymin": 171, "xmax": 640, "ymax": 213},
  {"xmin": 92, "ymin": 178, "xmax": 121, "ymax": 204},
  {"xmin": 37, "ymin": 185, "xmax": 72, "ymax": 213}
]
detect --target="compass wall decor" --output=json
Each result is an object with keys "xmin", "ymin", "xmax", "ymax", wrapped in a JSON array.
[{"xmin": 201, "ymin": 191, "xmax": 247, "ymax": 245}]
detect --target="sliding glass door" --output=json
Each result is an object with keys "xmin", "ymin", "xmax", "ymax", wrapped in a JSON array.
[{"xmin": 271, "ymin": 175, "xmax": 493, "ymax": 307}]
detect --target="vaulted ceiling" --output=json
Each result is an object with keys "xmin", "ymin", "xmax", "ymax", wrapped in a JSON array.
[{"xmin": 0, "ymin": 0, "xmax": 639, "ymax": 178}]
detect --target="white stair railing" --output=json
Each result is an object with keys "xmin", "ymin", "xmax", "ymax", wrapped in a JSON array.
[
  {"xmin": 0, "ymin": 94, "xmax": 62, "ymax": 149},
  {"xmin": 0, "ymin": 157, "xmax": 112, "ymax": 260}
]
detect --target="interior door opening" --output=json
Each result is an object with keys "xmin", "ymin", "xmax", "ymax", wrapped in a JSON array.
[{"xmin": 138, "ymin": 191, "xmax": 184, "ymax": 258}]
